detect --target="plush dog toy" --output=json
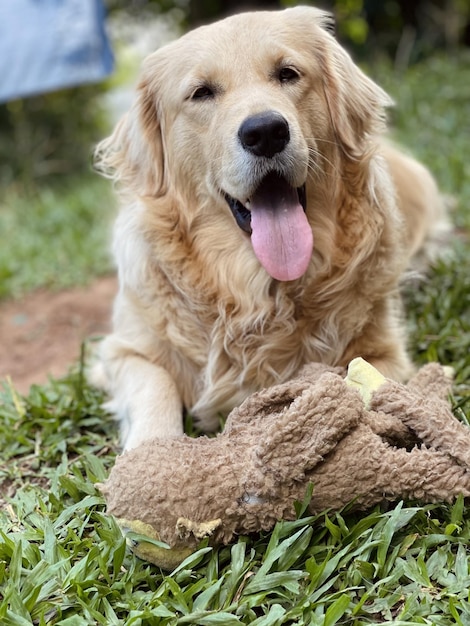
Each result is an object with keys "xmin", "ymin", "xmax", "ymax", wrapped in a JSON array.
[{"xmin": 100, "ymin": 359, "xmax": 470, "ymax": 570}]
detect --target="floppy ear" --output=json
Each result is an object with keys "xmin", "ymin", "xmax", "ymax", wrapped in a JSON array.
[
  {"xmin": 252, "ymin": 374, "xmax": 363, "ymax": 483},
  {"xmin": 314, "ymin": 7, "xmax": 336, "ymax": 35},
  {"xmin": 319, "ymin": 30, "xmax": 393, "ymax": 157},
  {"xmin": 286, "ymin": 5, "xmax": 336, "ymax": 35},
  {"xmin": 94, "ymin": 77, "xmax": 166, "ymax": 197},
  {"xmin": 286, "ymin": 5, "xmax": 392, "ymax": 157}
]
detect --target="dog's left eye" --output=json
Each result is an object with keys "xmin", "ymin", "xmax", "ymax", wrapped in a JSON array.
[
  {"xmin": 278, "ymin": 67, "xmax": 300, "ymax": 83},
  {"xmin": 191, "ymin": 85, "xmax": 215, "ymax": 100}
]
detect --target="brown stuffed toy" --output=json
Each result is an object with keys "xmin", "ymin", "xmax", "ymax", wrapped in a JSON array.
[{"xmin": 100, "ymin": 359, "xmax": 470, "ymax": 570}]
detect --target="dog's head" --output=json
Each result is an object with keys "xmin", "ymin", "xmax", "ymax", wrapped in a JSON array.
[{"xmin": 96, "ymin": 6, "xmax": 392, "ymax": 281}]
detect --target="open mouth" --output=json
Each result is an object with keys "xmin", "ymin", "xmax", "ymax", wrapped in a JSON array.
[
  {"xmin": 224, "ymin": 172, "xmax": 307, "ymax": 234},
  {"xmin": 223, "ymin": 172, "xmax": 313, "ymax": 282}
]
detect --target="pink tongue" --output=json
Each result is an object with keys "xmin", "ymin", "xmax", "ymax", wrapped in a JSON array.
[{"xmin": 250, "ymin": 175, "xmax": 313, "ymax": 281}]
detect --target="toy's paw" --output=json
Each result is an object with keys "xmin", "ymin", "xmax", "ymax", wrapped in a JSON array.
[
  {"xmin": 176, "ymin": 517, "xmax": 222, "ymax": 541},
  {"xmin": 345, "ymin": 357, "xmax": 386, "ymax": 408},
  {"xmin": 117, "ymin": 518, "xmax": 193, "ymax": 570}
]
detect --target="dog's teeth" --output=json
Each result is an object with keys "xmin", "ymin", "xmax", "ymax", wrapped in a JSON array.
[{"xmin": 246, "ymin": 199, "xmax": 251, "ymax": 207}]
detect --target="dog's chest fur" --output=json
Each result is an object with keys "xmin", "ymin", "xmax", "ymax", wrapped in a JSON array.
[
  {"xmin": 116, "ymin": 174, "xmax": 403, "ymax": 430},
  {"xmin": 132, "ymin": 247, "xmax": 375, "ymax": 430}
]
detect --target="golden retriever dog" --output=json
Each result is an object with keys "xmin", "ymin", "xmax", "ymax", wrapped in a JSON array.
[{"xmin": 95, "ymin": 6, "xmax": 448, "ymax": 450}]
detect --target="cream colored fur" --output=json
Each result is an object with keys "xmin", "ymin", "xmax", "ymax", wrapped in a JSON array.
[{"xmin": 95, "ymin": 6, "xmax": 448, "ymax": 449}]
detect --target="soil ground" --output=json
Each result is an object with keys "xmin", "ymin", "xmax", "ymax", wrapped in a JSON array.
[{"xmin": 0, "ymin": 276, "xmax": 117, "ymax": 395}]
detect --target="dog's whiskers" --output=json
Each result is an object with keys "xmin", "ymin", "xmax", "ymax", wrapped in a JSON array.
[{"xmin": 307, "ymin": 145, "xmax": 340, "ymax": 178}]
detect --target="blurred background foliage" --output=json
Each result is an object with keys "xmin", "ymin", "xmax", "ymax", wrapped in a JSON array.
[
  {"xmin": 1, "ymin": 0, "xmax": 468, "ymax": 189},
  {"xmin": 0, "ymin": 85, "xmax": 108, "ymax": 187},
  {"xmin": 0, "ymin": 0, "xmax": 468, "ymax": 297}
]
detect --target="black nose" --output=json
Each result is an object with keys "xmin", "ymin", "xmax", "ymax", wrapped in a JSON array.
[{"xmin": 238, "ymin": 111, "xmax": 290, "ymax": 158}]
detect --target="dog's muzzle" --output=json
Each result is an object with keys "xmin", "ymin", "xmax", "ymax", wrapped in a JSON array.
[{"xmin": 222, "ymin": 111, "xmax": 312, "ymax": 281}]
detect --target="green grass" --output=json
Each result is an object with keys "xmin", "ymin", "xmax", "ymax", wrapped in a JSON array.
[
  {"xmin": 1, "ymin": 367, "xmax": 470, "ymax": 625},
  {"xmin": 0, "ymin": 175, "xmax": 114, "ymax": 299},
  {"xmin": 373, "ymin": 50, "xmax": 470, "ymax": 232},
  {"xmin": 1, "ymin": 52, "xmax": 470, "ymax": 624}
]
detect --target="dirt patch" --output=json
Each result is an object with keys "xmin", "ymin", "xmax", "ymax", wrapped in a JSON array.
[{"xmin": 0, "ymin": 275, "xmax": 117, "ymax": 394}]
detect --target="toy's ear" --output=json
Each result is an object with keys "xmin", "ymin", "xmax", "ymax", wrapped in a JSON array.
[
  {"xmin": 406, "ymin": 362, "xmax": 454, "ymax": 400},
  {"xmin": 94, "ymin": 76, "xmax": 166, "ymax": 197},
  {"xmin": 224, "ymin": 376, "xmax": 315, "ymax": 435},
  {"xmin": 225, "ymin": 364, "xmax": 344, "ymax": 434},
  {"xmin": 253, "ymin": 373, "xmax": 363, "ymax": 482}
]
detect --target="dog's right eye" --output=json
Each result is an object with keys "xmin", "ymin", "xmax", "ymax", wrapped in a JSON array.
[
  {"xmin": 278, "ymin": 66, "xmax": 300, "ymax": 83},
  {"xmin": 190, "ymin": 85, "xmax": 215, "ymax": 100}
]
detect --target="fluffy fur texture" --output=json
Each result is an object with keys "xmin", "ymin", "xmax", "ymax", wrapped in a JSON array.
[
  {"xmin": 95, "ymin": 6, "xmax": 448, "ymax": 449},
  {"xmin": 100, "ymin": 360, "xmax": 470, "ymax": 569}
]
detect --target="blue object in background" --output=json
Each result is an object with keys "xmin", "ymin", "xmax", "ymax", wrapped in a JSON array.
[{"xmin": 0, "ymin": 0, "xmax": 114, "ymax": 103}]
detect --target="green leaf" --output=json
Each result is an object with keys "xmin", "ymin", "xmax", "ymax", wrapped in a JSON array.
[
  {"xmin": 323, "ymin": 594, "xmax": 351, "ymax": 626},
  {"xmin": 244, "ymin": 570, "xmax": 304, "ymax": 595},
  {"xmin": 294, "ymin": 482, "xmax": 315, "ymax": 518},
  {"xmin": 250, "ymin": 604, "xmax": 286, "ymax": 626},
  {"xmin": 177, "ymin": 611, "xmax": 241, "ymax": 625},
  {"xmin": 193, "ymin": 579, "xmax": 224, "ymax": 612}
]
